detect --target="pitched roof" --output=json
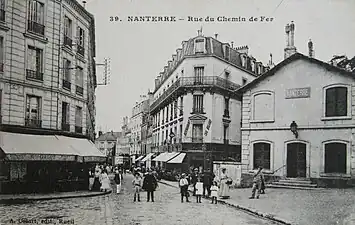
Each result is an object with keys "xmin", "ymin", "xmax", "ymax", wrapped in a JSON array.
[
  {"xmin": 96, "ymin": 131, "xmax": 122, "ymax": 141},
  {"xmin": 237, "ymin": 53, "xmax": 355, "ymax": 94}
]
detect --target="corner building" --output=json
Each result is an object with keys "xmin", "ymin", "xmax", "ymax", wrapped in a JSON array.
[{"xmin": 150, "ymin": 31, "xmax": 269, "ymax": 172}]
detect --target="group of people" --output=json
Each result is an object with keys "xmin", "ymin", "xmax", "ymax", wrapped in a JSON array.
[
  {"xmin": 131, "ymin": 167, "xmax": 159, "ymax": 202},
  {"xmin": 89, "ymin": 164, "xmax": 124, "ymax": 193}
]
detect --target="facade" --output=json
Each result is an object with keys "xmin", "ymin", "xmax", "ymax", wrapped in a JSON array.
[
  {"xmin": 239, "ymin": 52, "xmax": 355, "ymax": 187},
  {"xmin": 95, "ymin": 131, "xmax": 120, "ymax": 157},
  {"xmin": 149, "ymin": 30, "xmax": 268, "ymax": 172},
  {"xmin": 0, "ymin": 0, "xmax": 103, "ymax": 194}
]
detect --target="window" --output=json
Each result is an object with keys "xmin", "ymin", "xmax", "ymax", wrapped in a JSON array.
[
  {"xmin": 0, "ymin": 89, "xmax": 2, "ymax": 123},
  {"xmin": 180, "ymin": 96, "xmax": 184, "ymax": 116},
  {"xmin": 193, "ymin": 95, "xmax": 204, "ymax": 113},
  {"xmin": 253, "ymin": 142, "xmax": 271, "ymax": 170},
  {"xmin": 77, "ymin": 27, "xmax": 85, "ymax": 56},
  {"xmin": 62, "ymin": 59, "xmax": 71, "ymax": 90},
  {"xmin": 195, "ymin": 39, "xmax": 205, "ymax": 53},
  {"xmin": 26, "ymin": 46, "xmax": 43, "ymax": 81},
  {"xmin": 252, "ymin": 92, "xmax": 274, "ymax": 122},
  {"xmin": 75, "ymin": 106, "xmax": 83, "ymax": 133},
  {"xmin": 27, "ymin": 0, "xmax": 44, "ymax": 35},
  {"xmin": 61, "ymin": 102, "xmax": 69, "ymax": 131},
  {"xmin": 241, "ymin": 55, "xmax": 247, "ymax": 67},
  {"xmin": 0, "ymin": 0, "xmax": 5, "ymax": 22},
  {"xmin": 170, "ymin": 103, "xmax": 173, "ymax": 120},
  {"xmin": 174, "ymin": 100, "xmax": 177, "ymax": 118},
  {"xmin": 223, "ymin": 125, "xmax": 229, "ymax": 144},
  {"xmin": 324, "ymin": 142, "xmax": 347, "ymax": 174},
  {"xmin": 242, "ymin": 78, "xmax": 247, "ymax": 85},
  {"xmin": 0, "ymin": 36, "xmax": 4, "ymax": 72},
  {"xmin": 250, "ymin": 60, "xmax": 255, "ymax": 72},
  {"xmin": 162, "ymin": 131, "xmax": 164, "ymax": 145},
  {"xmin": 194, "ymin": 66, "xmax": 204, "ymax": 84},
  {"xmin": 64, "ymin": 16, "xmax": 72, "ymax": 47},
  {"xmin": 166, "ymin": 106, "xmax": 168, "ymax": 122},
  {"xmin": 25, "ymin": 95, "xmax": 41, "ymax": 127},
  {"xmin": 75, "ymin": 66, "xmax": 84, "ymax": 96},
  {"xmin": 224, "ymin": 46, "xmax": 230, "ymax": 60},
  {"xmin": 192, "ymin": 124, "xmax": 203, "ymax": 143},
  {"xmin": 224, "ymin": 97, "xmax": 230, "ymax": 117},
  {"xmin": 325, "ymin": 87, "xmax": 348, "ymax": 117},
  {"xmin": 179, "ymin": 124, "xmax": 183, "ymax": 142}
]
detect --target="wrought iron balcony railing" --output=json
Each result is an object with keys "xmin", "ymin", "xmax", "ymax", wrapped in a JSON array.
[
  {"xmin": 25, "ymin": 118, "xmax": 42, "ymax": 128},
  {"xmin": 27, "ymin": 20, "xmax": 45, "ymax": 36},
  {"xmin": 151, "ymin": 76, "xmax": 240, "ymax": 111},
  {"xmin": 192, "ymin": 107, "xmax": 204, "ymax": 114},
  {"xmin": 26, "ymin": 69, "xmax": 43, "ymax": 81},
  {"xmin": 223, "ymin": 109, "xmax": 230, "ymax": 118}
]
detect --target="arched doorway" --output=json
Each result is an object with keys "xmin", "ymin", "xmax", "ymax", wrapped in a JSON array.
[{"xmin": 286, "ymin": 142, "xmax": 307, "ymax": 178}]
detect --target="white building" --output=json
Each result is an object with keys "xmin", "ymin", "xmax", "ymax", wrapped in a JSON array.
[{"xmin": 150, "ymin": 30, "xmax": 269, "ymax": 172}]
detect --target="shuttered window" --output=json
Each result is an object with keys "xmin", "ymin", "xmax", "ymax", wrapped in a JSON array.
[
  {"xmin": 253, "ymin": 143, "xmax": 271, "ymax": 170},
  {"xmin": 325, "ymin": 87, "xmax": 347, "ymax": 117},
  {"xmin": 325, "ymin": 143, "xmax": 346, "ymax": 173}
]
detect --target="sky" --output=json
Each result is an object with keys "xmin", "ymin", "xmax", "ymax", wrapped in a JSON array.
[{"xmin": 83, "ymin": 0, "xmax": 355, "ymax": 133}]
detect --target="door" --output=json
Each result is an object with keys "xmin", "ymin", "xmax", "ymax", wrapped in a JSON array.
[{"xmin": 286, "ymin": 143, "xmax": 306, "ymax": 178}]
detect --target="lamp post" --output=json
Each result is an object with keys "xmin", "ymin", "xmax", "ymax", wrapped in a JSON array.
[{"xmin": 290, "ymin": 121, "xmax": 298, "ymax": 138}]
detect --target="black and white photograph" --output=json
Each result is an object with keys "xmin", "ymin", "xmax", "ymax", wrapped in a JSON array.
[{"xmin": 0, "ymin": 0, "xmax": 355, "ymax": 224}]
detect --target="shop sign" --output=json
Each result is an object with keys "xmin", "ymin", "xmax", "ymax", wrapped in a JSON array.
[
  {"xmin": 285, "ymin": 87, "xmax": 311, "ymax": 99},
  {"xmin": 204, "ymin": 119, "xmax": 212, "ymax": 136},
  {"xmin": 184, "ymin": 119, "xmax": 190, "ymax": 136}
]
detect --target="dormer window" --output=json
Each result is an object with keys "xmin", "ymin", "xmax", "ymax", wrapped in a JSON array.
[
  {"xmin": 195, "ymin": 38, "xmax": 205, "ymax": 54},
  {"xmin": 224, "ymin": 46, "xmax": 230, "ymax": 61},
  {"xmin": 258, "ymin": 64, "xmax": 262, "ymax": 75},
  {"xmin": 250, "ymin": 60, "xmax": 255, "ymax": 72},
  {"xmin": 241, "ymin": 55, "xmax": 247, "ymax": 67}
]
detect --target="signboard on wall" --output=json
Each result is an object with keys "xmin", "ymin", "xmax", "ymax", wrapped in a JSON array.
[
  {"xmin": 285, "ymin": 87, "xmax": 311, "ymax": 99},
  {"xmin": 204, "ymin": 119, "xmax": 212, "ymax": 136},
  {"xmin": 184, "ymin": 119, "xmax": 190, "ymax": 136}
]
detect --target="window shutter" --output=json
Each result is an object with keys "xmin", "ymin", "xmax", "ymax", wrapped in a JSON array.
[
  {"xmin": 325, "ymin": 88, "xmax": 336, "ymax": 117},
  {"xmin": 336, "ymin": 87, "xmax": 347, "ymax": 116}
]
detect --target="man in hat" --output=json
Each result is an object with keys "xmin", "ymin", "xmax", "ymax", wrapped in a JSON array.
[
  {"xmin": 190, "ymin": 168, "xmax": 199, "ymax": 196},
  {"xmin": 179, "ymin": 173, "xmax": 190, "ymax": 203},
  {"xmin": 142, "ymin": 169, "xmax": 158, "ymax": 202},
  {"xmin": 249, "ymin": 166, "xmax": 264, "ymax": 199}
]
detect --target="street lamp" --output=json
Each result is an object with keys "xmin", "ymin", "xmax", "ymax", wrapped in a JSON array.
[{"xmin": 290, "ymin": 121, "xmax": 298, "ymax": 138}]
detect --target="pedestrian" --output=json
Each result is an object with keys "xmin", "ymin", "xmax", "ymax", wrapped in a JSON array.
[
  {"xmin": 210, "ymin": 181, "xmax": 219, "ymax": 204},
  {"xmin": 92, "ymin": 167, "xmax": 101, "ymax": 191},
  {"xmin": 114, "ymin": 169, "xmax": 121, "ymax": 194},
  {"xmin": 142, "ymin": 169, "xmax": 158, "ymax": 202},
  {"xmin": 219, "ymin": 168, "xmax": 231, "ymax": 199},
  {"xmin": 179, "ymin": 173, "xmax": 190, "ymax": 203},
  {"xmin": 249, "ymin": 166, "xmax": 264, "ymax": 199},
  {"xmin": 195, "ymin": 176, "xmax": 203, "ymax": 203},
  {"xmin": 100, "ymin": 169, "xmax": 111, "ymax": 192},
  {"xmin": 202, "ymin": 170, "xmax": 212, "ymax": 197},
  {"xmin": 132, "ymin": 172, "xmax": 142, "ymax": 202},
  {"xmin": 190, "ymin": 168, "xmax": 199, "ymax": 196},
  {"xmin": 88, "ymin": 168, "xmax": 95, "ymax": 191}
]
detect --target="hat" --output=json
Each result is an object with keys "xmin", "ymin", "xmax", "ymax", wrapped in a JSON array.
[
  {"xmin": 194, "ymin": 168, "xmax": 198, "ymax": 171},
  {"xmin": 181, "ymin": 173, "xmax": 186, "ymax": 176}
]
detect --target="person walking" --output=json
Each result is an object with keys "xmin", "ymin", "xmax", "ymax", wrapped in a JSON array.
[
  {"xmin": 190, "ymin": 168, "xmax": 199, "ymax": 196},
  {"xmin": 195, "ymin": 176, "xmax": 203, "ymax": 203},
  {"xmin": 132, "ymin": 172, "xmax": 142, "ymax": 202},
  {"xmin": 142, "ymin": 169, "xmax": 158, "ymax": 202},
  {"xmin": 92, "ymin": 167, "xmax": 101, "ymax": 191},
  {"xmin": 249, "ymin": 166, "xmax": 264, "ymax": 199},
  {"xmin": 88, "ymin": 168, "xmax": 95, "ymax": 191},
  {"xmin": 202, "ymin": 170, "xmax": 212, "ymax": 197},
  {"xmin": 100, "ymin": 169, "xmax": 111, "ymax": 192},
  {"xmin": 210, "ymin": 181, "xmax": 219, "ymax": 204},
  {"xmin": 179, "ymin": 173, "xmax": 190, "ymax": 203},
  {"xmin": 114, "ymin": 169, "xmax": 121, "ymax": 194}
]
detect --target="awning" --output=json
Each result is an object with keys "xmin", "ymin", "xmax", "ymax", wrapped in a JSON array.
[
  {"xmin": 56, "ymin": 135, "xmax": 106, "ymax": 162},
  {"xmin": 153, "ymin": 152, "xmax": 180, "ymax": 162},
  {"xmin": 167, "ymin": 153, "xmax": 186, "ymax": 164},
  {"xmin": 134, "ymin": 155, "xmax": 144, "ymax": 162},
  {"xmin": 0, "ymin": 132, "xmax": 78, "ymax": 161},
  {"xmin": 141, "ymin": 153, "xmax": 154, "ymax": 162}
]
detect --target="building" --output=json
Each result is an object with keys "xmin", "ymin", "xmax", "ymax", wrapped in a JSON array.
[
  {"xmin": 95, "ymin": 130, "xmax": 121, "ymax": 163},
  {"xmin": 149, "ymin": 30, "xmax": 268, "ymax": 172},
  {"xmin": 0, "ymin": 0, "xmax": 103, "ymax": 194},
  {"xmin": 238, "ymin": 23, "xmax": 355, "ymax": 188}
]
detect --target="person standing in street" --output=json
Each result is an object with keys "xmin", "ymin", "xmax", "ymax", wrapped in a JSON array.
[
  {"xmin": 210, "ymin": 181, "xmax": 219, "ymax": 204},
  {"xmin": 195, "ymin": 177, "xmax": 203, "ymax": 203},
  {"xmin": 132, "ymin": 172, "xmax": 142, "ymax": 202},
  {"xmin": 179, "ymin": 173, "xmax": 190, "ymax": 203},
  {"xmin": 203, "ymin": 170, "xmax": 212, "ymax": 197},
  {"xmin": 219, "ymin": 168, "xmax": 231, "ymax": 199},
  {"xmin": 190, "ymin": 168, "xmax": 199, "ymax": 196},
  {"xmin": 249, "ymin": 166, "xmax": 264, "ymax": 199},
  {"xmin": 114, "ymin": 169, "xmax": 121, "ymax": 194},
  {"xmin": 100, "ymin": 169, "xmax": 111, "ymax": 192},
  {"xmin": 142, "ymin": 169, "xmax": 158, "ymax": 202}
]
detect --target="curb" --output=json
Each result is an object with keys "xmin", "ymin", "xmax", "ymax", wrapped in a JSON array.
[
  {"xmin": 0, "ymin": 190, "xmax": 112, "ymax": 204},
  {"xmin": 158, "ymin": 181, "xmax": 292, "ymax": 225}
]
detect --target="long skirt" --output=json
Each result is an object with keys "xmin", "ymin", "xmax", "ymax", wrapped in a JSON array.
[
  {"xmin": 116, "ymin": 184, "xmax": 121, "ymax": 194},
  {"xmin": 100, "ymin": 178, "xmax": 111, "ymax": 191},
  {"xmin": 92, "ymin": 177, "xmax": 101, "ymax": 191},
  {"xmin": 219, "ymin": 181, "xmax": 230, "ymax": 199},
  {"xmin": 88, "ymin": 177, "xmax": 94, "ymax": 190}
]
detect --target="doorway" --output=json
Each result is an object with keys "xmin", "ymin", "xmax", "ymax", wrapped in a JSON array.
[{"xmin": 286, "ymin": 142, "xmax": 306, "ymax": 178}]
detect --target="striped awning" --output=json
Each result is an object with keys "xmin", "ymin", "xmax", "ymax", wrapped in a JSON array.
[
  {"xmin": 166, "ymin": 153, "xmax": 186, "ymax": 164},
  {"xmin": 141, "ymin": 153, "xmax": 154, "ymax": 162}
]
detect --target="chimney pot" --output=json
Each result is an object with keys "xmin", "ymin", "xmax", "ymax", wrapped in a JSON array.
[{"xmin": 214, "ymin": 33, "xmax": 218, "ymax": 39}]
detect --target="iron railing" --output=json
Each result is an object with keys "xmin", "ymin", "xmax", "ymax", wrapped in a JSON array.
[
  {"xmin": 27, "ymin": 20, "xmax": 45, "ymax": 35},
  {"xmin": 76, "ymin": 85, "xmax": 83, "ymax": 96},
  {"xmin": 64, "ymin": 35, "xmax": 72, "ymax": 48},
  {"xmin": 151, "ymin": 76, "xmax": 240, "ymax": 111},
  {"xmin": 62, "ymin": 79, "xmax": 71, "ymax": 90},
  {"xmin": 25, "ymin": 118, "xmax": 41, "ymax": 128},
  {"xmin": 77, "ymin": 45, "xmax": 84, "ymax": 56},
  {"xmin": 26, "ymin": 69, "xmax": 43, "ymax": 81}
]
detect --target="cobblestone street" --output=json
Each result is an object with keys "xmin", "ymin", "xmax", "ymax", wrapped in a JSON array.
[{"xmin": 0, "ymin": 174, "xmax": 275, "ymax": 225}]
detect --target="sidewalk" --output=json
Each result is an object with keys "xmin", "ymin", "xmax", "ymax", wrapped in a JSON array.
[{"xmin": 159, "ymin": 179, "xmax": 355, "ymax": 225}]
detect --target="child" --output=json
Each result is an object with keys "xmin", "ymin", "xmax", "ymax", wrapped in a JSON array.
[
  {"xmin": 179, "ymin": 173, "xmax": 190, "ymax": 203},
  {"xmin": 132, "ymin": 172, "xmax": 142, "ymax": 202},
  {"xmin": 210, "ymin": 181, "xmax": 219, "ymax": 204},
  {"xmin": 195, "ymin": 176, "xmax": 203, "ymax": 203}
]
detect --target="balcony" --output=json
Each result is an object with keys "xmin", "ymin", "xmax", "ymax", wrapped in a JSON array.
[
  {"xmin": 64, "ymin": 35, "xmax": 72, "ymax": 48},
  {"xmin": 75, "ymin": 126, "xmax": 83, "ymax": 134},
  {"xmin": 25, "ymin": 118, "xmax": 42, "ymax": 128},
  {"xmin": 223, "ymin": 109, "xmax": 230, "ymax": 118},
  {"xmin": 27, "ymin": 20, "xmax": 45, "ymax": 36},
  {"xmin": 77, "ymin": 45, "xmax": 84, "ymax": 56},
  {"xmin": 62, "ymin": 79, "xmax": 71, "ymax": 90},
  {"xmin": 192, "ymin": 107, "xmax": 204, "ymax": 114},
  {"xmin": 76, "ymin": 85, "xmax": 83, "ymax": 96},
  {"xmin": 26, "ymin": 69, "xmax": 43, "ymax": 81},
  {"xmin": 0, "ymin": 9, "xmax": 5, "ymax": 22},
  {"xmin": 62, "ymin": 123, "xmax": 70, "ymax": 131},
  {"xmin": 151, "ymin": 76, "xmax": 240, "ymax": 112},
  {"xmin": 192, "ymin": 137, "xmax": 203, "ymax": 143}
]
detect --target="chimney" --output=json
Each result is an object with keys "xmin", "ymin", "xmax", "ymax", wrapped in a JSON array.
[
  {"xmin": 98, "ymin": 131, "xmax": 103, "ymax": 137},
  {"xmin": 231, "ymin": 41, "xmax": 234, "ymax": 48},
  {"xmin": 290, "ymin": 21, "xmax": 295, "ymax": 47},
  {"xmin": 176, "ymin": 48, "xmax": 182, "ymax": 60},
  {"xmin": 308, "ymin": 39, "xmax": 315, "ymax": 58},
  {"xmin": 182, "ymin": 41, "xmax": 187, "ymax": 55},
  {"xmin": 168, "ymin": 60, "xmax": 172, "ymax": 70},
  {"xmin": 197, "ymin": 27, "xmax": 203, "ymax": 36},
  {"xmin": 214, "ymin": 33, "xmax": 218, "ymax": 39},
  {"xmin": 172, "ymin": 54, "xmax": 177, "ymax": 65},
  {"xmin": 154, "ymin": 78, "xmax": 159, "ymax": 89},
  {"xmin": 284, "ymin": 21, "xmax": 297, "ymax": 59},
  {"xmin": 235, "ymin": 45, "xmax": 249, "ymax": 54}
]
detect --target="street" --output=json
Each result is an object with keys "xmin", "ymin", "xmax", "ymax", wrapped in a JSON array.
[{"xmin": 0, "ymin": 174, "xmax": 275, "ymax": 225}]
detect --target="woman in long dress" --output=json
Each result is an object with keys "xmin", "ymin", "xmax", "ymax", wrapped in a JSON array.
[
  {"xmin": 100, "ymin": 170, "xmax": 111, "ymax": 192},
  {"xmin": 219, "ymin": 168, "xmax": 230, "ymax": 199}
]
